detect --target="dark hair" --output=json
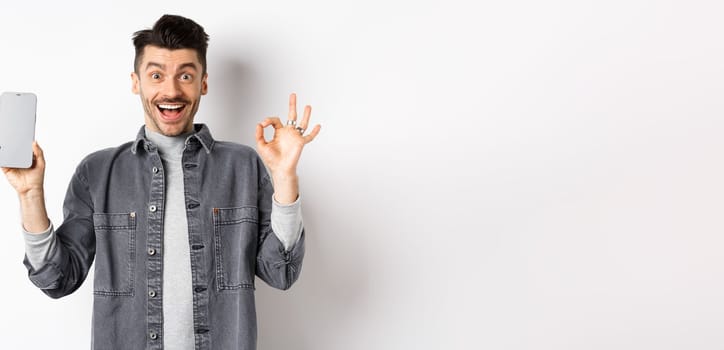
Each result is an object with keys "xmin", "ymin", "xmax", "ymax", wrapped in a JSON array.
[{"xmin": 132, "ymin": 14, "xmax": 210, "ymax": 74}]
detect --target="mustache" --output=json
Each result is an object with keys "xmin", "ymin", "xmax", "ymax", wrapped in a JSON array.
[{"xmin": 154, "ymin": 98, "xmax": 190, "ymax": 105}]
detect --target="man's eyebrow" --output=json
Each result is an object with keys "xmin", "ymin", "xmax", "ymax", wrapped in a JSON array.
[
  {"xmin": 144, "ymin": 62, "xmax": 199, "ymax": 71},
  {"xmin": 178, "ymin": 63, "xmax": 199, "ymax": 71},
  {"xmin": 145, "ymin": 62, "xmax": 165, "ymax": 70}
]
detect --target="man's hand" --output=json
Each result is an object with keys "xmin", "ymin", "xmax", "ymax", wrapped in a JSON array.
[
  {"xmin": 256, "ymin": 93, "xmax": 321, "ymax": 204},
  {"xmin": 2, "ymin": 141, "xmax": 46, "ymax": 195},
  {"xmin": 2, "ymin": 141, "xmax": 50, "ymax": 233}
]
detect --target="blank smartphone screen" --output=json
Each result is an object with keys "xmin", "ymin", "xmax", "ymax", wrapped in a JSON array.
[{"xmin": 0, "ymin": 92, "xmax": 37, "ymax": 168}]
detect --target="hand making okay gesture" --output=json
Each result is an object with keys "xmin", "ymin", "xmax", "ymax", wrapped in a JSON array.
[{"xmin": 255, "ymin": 93, "xmax": 321, "ymax": 178}]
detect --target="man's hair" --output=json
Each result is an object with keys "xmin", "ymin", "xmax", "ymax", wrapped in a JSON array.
[{"xmin": 132, "ymin": 14, "xmax": 210, "ymax": 74}]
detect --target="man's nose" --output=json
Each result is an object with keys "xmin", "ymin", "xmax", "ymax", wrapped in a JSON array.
[{"xmin": 161, "ymin": 78, "xmax": 182, "ymax": 98}]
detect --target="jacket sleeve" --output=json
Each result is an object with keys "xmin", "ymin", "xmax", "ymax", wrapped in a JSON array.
[
  {"xmin": 23, "ymin": 165, "xmax": 96, "ymax": 299},
  {"xmin": 254, "ymin": 168, "xmax": 305, "ymax": 291}
]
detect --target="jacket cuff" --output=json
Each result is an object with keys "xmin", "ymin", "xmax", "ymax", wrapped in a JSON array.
[{"xmin": 23, "ymin": 240, "xmax": 68, "ymax": 290}]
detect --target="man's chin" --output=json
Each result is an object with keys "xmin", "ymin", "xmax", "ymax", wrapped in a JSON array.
[
  {"xmin": 159, "ymin": 126, "xmax": 191, "ymax": 137},
  {"xmin": 150, "ymin": 119, "xmax": 193, "ymax": 137}
]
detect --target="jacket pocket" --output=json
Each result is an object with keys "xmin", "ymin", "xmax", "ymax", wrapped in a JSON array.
[
  {"xmin": 213, "ymin": 206, "xmax": 258, "ymax": 290},
  {"xmin": 93, "ymin": 212, "xmax": 136, "ymax": 296}
]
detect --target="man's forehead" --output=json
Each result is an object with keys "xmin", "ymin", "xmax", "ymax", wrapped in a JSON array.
[{"xmin": 141, "ymin": 46, "xmax": 201, "ymax": 69}]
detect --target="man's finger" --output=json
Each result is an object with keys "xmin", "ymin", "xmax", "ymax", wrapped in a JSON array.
[
  {"xmin": 299, "ymin": 105, "xmax": 312, "ymax": 130},
  {"xmin": 303, "ymin": 124, "xmax": 321, "ymax": 144},
  {"xmin": 33, "ymin": 141, "xmax": 45, "ymax": 162},
  {"xmin": 260, "ymin": 117, "xmax": 284, "ymax": 129},
  {"xmin": 288, "ymin": 93, "xmax": 297, "ymax": 122},
  {"xmin": 28, "ymin": 141, "xmax": 45, "ymax": 169},
  {"xmin": 255, "ymin": 124, "xmax": 267, "ymax": 147}
]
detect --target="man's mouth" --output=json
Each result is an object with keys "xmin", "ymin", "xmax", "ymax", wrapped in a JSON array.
[{"xmin": 157, "ymin": 103, "xmax": 186, "ymax": 120}]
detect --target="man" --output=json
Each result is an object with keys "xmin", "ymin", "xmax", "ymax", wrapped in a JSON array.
[{"xmin": 1, "ymin": 14, "xmax": 319, "ymax": 350}]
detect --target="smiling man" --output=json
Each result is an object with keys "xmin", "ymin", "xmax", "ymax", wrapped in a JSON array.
[
  {"xmin": 1, "ymin": 14, "xmax": 319, "ymax": 350},
  {"xmin": 133, "ymin": 46, "xmax": 207, "ymax": 137}
]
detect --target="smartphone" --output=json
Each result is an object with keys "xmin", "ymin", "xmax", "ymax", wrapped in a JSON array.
[{"xmin": 0, "ymin": 92, "xmax": 37, "ymax": 168}]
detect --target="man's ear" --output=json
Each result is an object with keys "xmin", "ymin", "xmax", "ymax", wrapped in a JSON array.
[
  {"xmin": 201, "ymin": 73, "xmax": 208, "ymax": 95},
  {"xmin": 131, "ymin": 72, "xmax": 140, "ymax": 94}
]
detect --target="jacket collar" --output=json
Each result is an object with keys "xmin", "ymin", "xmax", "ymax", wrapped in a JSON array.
[{"xmin": 131, "ymin": 124, "xmax": 215, "ymax": 155}]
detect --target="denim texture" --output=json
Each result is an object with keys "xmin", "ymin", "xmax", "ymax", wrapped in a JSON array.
[{"xmin": 23, "ymin": 124, "xmax": 305, "ymax": 349}]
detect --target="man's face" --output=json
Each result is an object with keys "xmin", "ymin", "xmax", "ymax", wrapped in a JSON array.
[{"xmin": 131, "ymin": 46, "xmax": 208, "ymax": 136}]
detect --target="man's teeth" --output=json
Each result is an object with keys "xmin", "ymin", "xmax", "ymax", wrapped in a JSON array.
[{"xmin": 158, "ymin": 104, "xmax": 183, "ymax": 109}]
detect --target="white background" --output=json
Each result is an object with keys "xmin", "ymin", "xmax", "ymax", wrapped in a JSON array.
[{"xmin": 1, "ymin": 0, "xmax": 723, "ymax": 349}]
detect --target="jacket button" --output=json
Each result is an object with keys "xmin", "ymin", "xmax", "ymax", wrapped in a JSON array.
[
  {"xmin": 148, "ymin": 248, "xmax": 156, "ymax": 256},
  {"xmin": 149, "ymin": 290, "xmax": 156, "ymax": 298},
  {"xmin": 149, "ymin": 205, "xmax": 157, "ymax": 212},
  {"xmin": 152, "ymin": 166, "xmax": 159, "ymax": 173},
  {"xmin": 149, "ymin": 332, "xmax": 158, "ymax": 340}
]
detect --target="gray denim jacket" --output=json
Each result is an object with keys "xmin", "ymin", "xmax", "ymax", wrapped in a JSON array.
[{"xmin": 23, "ymin": 124, "xmax": 305, "ymax": 350}]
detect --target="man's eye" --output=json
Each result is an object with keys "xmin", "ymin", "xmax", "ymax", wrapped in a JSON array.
[
  {"xmin": 181, "ymin": 74, "xmax": 192, "ymax": 81},
  {"xmin": 151, "ymin": 73, "xmax": 161, "ymax": 79}
]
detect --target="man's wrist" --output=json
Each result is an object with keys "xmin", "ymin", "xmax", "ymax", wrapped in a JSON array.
[
  {"xmin": 270, "ymin": 170, "xmax": 298, "ymax": 181},
  {"xmin": 19, "ymin": 187, "xmax": 45, "ymax": 202},
  {"xmin": 18, "ymin": 187, "xmax": 50, "ymax": 233},
  {"xmin": 271, "ymin": 173, "xmax": 299, "ymax": 204}
]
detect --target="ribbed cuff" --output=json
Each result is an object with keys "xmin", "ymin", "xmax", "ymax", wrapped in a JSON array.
[
  {"xmin": 23, "ymin": 222, "xmax": 57, "ymax": 270},
  {"xmin": 271, "ymin": 195, "xmax": 304, "ymax": 251}
]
